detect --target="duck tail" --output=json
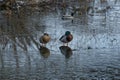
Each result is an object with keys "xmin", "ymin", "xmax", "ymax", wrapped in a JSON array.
[
  {"xmin": 59, "ymin": 36, "xmax": 64, "ymax": 41},
  {"xmin": 39, "ymin": 37, "xmax": 43, "ymax": 43}
]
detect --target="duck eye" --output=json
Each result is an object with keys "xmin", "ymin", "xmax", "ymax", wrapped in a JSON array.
[{"xmin": 44, "ymin": 33, "xmax": 48, "ymax": 35}]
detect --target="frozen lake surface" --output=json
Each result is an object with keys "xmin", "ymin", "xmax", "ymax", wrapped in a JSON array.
[
  {"xmin": 0, "ymin": 1, "xmax": 120, "ymax": 80},
  {"xmin": 0, "ymin": 49, "xmax": 120, "ymax": 80}
]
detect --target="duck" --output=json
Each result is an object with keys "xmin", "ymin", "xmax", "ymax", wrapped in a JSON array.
[
  {"xmin": 59, "ymin": 46, "xmax": 73, "ymax": 58},
  {"xmin": 59, "ymin": 31, "xmax": 73, "ymax": 46},
  {"xmin": 62, "ymin": 12, "xmax": 74, "ymax": 20},
  {"xmin": 39, "ymin": 33, "xmax": 51, "ymax": 46}
]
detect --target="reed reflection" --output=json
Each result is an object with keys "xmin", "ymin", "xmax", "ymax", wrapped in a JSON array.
[
  {"xmin": 0, "ymin": 50, "xmax": 4, "ymax": 68},
  {"xmin": 0, "ymin": 5, "xmax": 41, "ymax": 68}
]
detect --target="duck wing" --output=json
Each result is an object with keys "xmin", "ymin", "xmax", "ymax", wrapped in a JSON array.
[
  {"xmin": 40, "ymin": 35, "xmax": 50, "ymax": 44},
  {"xmin": 59, "ymin": 35, "xmax": 67, "ymax": 43}
]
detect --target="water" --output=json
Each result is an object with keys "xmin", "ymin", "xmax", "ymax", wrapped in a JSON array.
[
  {"xmin": 0, "ymin": 1, "xmax": 120, "ymax": 80},
  {"xmin": 0, "ymin": 49, "xmax": 120, "ymax": 80}
]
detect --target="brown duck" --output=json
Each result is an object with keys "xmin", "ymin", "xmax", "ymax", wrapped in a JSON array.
[{"xmin": 39, "ymin": 33, "xmax": 51, "ymax": 46}]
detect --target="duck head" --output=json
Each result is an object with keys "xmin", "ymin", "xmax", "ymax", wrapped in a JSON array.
[
  {"xmin": 65, "ymin": 31, "xmax": 71, "ymax": 36},
  {"xmin": 44, "ymin": 33, "xmax": 49, "ymax": 36}
]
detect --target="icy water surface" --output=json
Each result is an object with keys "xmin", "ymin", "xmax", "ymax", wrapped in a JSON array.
[
  {"xmin": 0, "ymin": 1, "xmax": 120, "ymax": 80},
  {"xmin": 0, "ymin": 49, "xmax": 120, "ymax": 80}
]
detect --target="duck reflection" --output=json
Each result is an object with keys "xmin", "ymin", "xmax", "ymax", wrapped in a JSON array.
[
  {"xmin": 59, "ymin": 46, "xmax": 73, "ymax": 58},
  {"xmin": 39, "ymin": 46, "xmax": 50, "ymax": 58}
]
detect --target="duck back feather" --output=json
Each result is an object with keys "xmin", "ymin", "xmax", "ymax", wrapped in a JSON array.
[{"xmin": 40, "ymin": 35, "xmax": 50, "ymax": 44}]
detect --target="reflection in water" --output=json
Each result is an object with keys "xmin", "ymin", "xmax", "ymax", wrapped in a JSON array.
[
  {"xmin": 59, "ymin": 46, "xmax": 73, "ymax": 58},
  {"xmin": 13, "ymin": 39, "xmax": 19, "ymax": 68},
  {"xmin": 0, "ymin": 35, "xmax": 8, "ymax": 50},
  {"xmin": 39, "ymin": 46, "xmax": 50, "ymax": 58},
  {"xmin": 0, "ymin": 50, "xmax": 4, "ymax": 68},
  {"xmin": 0, "ymin": 2, "xmax": 41, "ymax": 49}
]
